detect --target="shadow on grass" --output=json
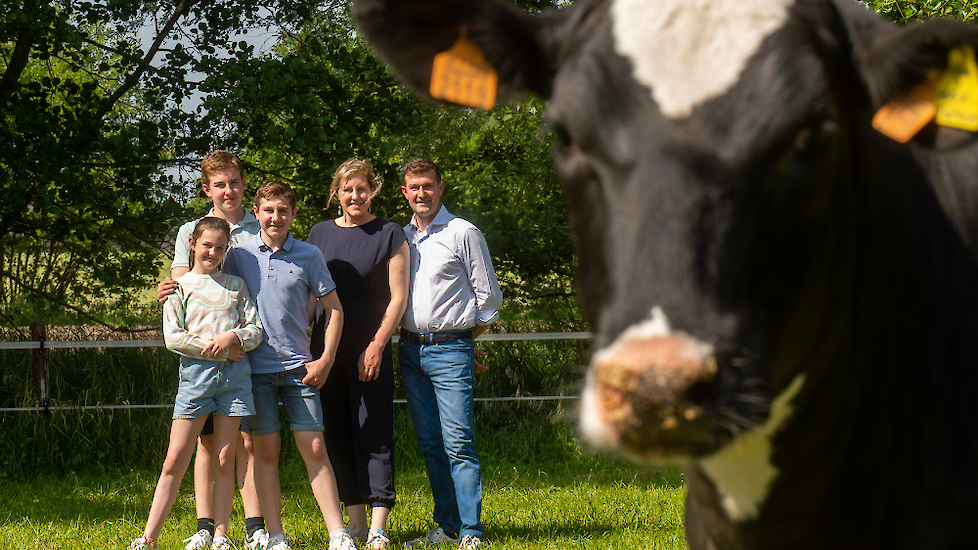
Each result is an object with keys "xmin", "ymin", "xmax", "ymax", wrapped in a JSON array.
[{"xmin": 484, "ymin": 521, "xmax": 655, "ymax": 544}]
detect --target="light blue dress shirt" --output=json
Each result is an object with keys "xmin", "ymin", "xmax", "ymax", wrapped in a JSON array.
[{"xmin": 402, "ymin": 206, "xmax": 503, "ymax": 333}]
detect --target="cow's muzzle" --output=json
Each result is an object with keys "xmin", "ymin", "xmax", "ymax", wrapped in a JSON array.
[{"xmin": 581, "ymin": 308, "xmax": 719, "ymax": 461}]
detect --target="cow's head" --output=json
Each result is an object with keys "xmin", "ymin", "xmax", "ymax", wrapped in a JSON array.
[{"xmin": 354, "ymin": 0, "xmax": 978, "ymax": 464}]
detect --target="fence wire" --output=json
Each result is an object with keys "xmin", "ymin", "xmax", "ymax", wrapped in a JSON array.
[
  {"xmin": 0, "ymin": 332, "xmax": 591, "ymax": 412},
  {"xmin": 0, "ymin": 332, "xmax": 592, "ymax": 350}
]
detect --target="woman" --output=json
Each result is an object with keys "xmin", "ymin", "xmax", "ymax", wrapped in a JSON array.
[{"xmin": 307, "ymin": 159, "xmax": 409, "ymax": 550}]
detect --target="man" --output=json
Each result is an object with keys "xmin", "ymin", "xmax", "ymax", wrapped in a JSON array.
[{"xmin": 398, "ymin": 158, "xmax": 503, "ymax": 550}]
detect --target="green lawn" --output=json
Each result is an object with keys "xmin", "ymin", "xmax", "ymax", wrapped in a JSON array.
[
  {"xmin": 0, "ymin": 457, "xmax": 686, "ymax": 550},
  {"xmin": 0, "ymin": 325, "xmax": 684, "ymax": 549}
]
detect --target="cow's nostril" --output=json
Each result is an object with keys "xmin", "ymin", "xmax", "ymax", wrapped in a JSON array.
[{"xmin": 685, "ymin": 379, "xmax": 715, "ymax": 406}]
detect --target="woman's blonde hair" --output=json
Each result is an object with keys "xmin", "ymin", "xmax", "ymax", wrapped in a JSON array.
[{"xmin": 329, "ymin": 158, "xmax": 382, "ymax": 207}]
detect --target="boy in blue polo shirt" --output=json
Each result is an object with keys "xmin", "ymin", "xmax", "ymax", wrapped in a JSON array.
[{"xmin": 223, "ymin": 181, "xmax": 354, "ymax": 550}]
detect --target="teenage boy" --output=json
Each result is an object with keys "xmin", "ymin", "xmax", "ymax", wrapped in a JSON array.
[
  {"xmin": 157, "ymin": 151, "xmax": 268, "ymax": 550},
  {"xmin": 222, "ymin": 181, "xmax": 355, "ymax": 550}
]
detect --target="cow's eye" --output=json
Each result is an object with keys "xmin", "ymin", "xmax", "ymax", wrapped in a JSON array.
[{"xmin": 793, "ymin": 119, "xmax": 840, "ymax": 156}]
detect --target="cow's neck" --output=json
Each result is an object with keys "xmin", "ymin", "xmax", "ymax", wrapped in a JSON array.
[{"xmin": 689, "ymin": 117, "xmax": 978, "ymax": 548}]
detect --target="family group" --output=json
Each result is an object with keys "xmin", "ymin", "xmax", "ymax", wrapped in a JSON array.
[{"xmin": 129, "ymin": 151, "xmax": 502, "ymax": 550}]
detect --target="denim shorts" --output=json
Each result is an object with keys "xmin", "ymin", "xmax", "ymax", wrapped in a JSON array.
[
  {"xmin": 250, "ymin": 367, "xmax": 324, "ymax": 436},
  {"xmin": 173, "ymin": 357, "xmax": 255, "ymax": 420}
]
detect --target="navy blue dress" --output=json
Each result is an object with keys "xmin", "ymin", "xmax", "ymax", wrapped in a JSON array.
[{"xmin": 307, "ymin": 217, "xmax": 405, "ymax": 508}]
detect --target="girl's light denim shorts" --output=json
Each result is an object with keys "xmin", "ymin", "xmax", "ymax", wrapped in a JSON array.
[{"xmin": 173, "ymin": 356, "xmax": 255, "ymax": 420}]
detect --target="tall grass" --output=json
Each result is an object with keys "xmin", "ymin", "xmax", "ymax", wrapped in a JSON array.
[{"xmin": 0, "ymin": 336, "xmax": 592, "ymax": 475}]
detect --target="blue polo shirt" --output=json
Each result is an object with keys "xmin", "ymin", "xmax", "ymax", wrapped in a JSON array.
[{"xmin": 224, "ymin": 232, "xmax": 335, "ymax": 374}]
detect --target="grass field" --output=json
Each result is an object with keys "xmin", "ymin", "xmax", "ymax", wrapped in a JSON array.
[
  {"xmin": 0, "ymin": 333, "xmax": 687, "ymax": 549},
  {"xmin": 0, "ymin": 447, "xmax": 686, "ymax": 550}
]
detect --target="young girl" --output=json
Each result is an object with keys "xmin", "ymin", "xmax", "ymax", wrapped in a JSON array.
[{"xmin": 130, "ymin": 217, "xmax": 262, "ymax": 550}]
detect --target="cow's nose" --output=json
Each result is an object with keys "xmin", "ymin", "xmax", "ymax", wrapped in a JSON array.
[
  {"xmin": 594, "ymin": 335, "xmax": 717, "ymax": 420},
  {"xmin": 582, "ymin": 330, "xmax": 719, "ymax": 459}
]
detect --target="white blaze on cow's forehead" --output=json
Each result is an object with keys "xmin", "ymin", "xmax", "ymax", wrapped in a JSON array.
[
  {"xmin": 611, "ymin": 0, "xmax": 796, "ymax": 119},
  {"xmin": 699, "ymin": 374, "xmax": 806, "ymax": 521}
]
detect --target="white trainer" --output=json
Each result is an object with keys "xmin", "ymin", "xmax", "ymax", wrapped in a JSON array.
[
  {"xmin": 402, "ymin": 527, "xmax": 459, "ymax": 547},
  {"xmin": 328, "ymin": 531, "xmax": 357, "ymax": 550},
  {"xmin": 366, "ymin": 531, "xmax": 392, "ymax": 550},
  {"xmin": 184, "ymin": 530, "xmax": 214, "ymax": 550},
  {"xmin": 246, "ymin": 528, "xmax": 270, "ymax": 550},
  {"xmin": 128, "ymin": 536, "xmax": 158, "ymax": 550},
  {"xmin": 266, "ymin": 532, "xmax": 291, "ymax": 550}
]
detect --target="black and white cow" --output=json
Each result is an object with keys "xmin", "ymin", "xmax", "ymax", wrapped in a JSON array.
[{"xmin": 353, "ymin": 0, "xmax": 978, "ymax": 548}]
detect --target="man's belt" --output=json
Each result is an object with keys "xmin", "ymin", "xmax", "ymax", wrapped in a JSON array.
[{"xmin": 399, "ymin": 329, "xmax": 473, "ymax": 345}]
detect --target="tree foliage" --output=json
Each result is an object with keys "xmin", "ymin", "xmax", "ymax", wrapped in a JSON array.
[
  {"xmin": 201, "ymin": 4, "xmax": 579, "ymax": 328},
  {"xmin": 0, "ymin": 0, "xmax": 575, "ymax": 331},
  {"xmin": 862, "ymin": 0, "xmax": 976, "ymax": 24},
  {"xmin": 1, "ymin": 0, "xmax": 177, "ymax": 328},
  {"xmin": 0, "ymin": 0, "xmax": 324, "ymax": 328}
]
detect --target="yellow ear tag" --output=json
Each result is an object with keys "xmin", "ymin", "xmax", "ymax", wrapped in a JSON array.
[
  {"xmin": 872, "ymin": 76, "xmax": 939, "ymax": 143},
  {"xmin": 429, "ymin": 27, "xmax": 498, "ymax": 110},
  {"xmin": 935, "ymin": 43, "xmax": 978, "ymax": 132}
]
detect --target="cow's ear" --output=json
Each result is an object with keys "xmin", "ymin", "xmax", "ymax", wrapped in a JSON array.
[
  {"xmin": 847, "ymin": 9, "xmax": 978, "ymax": 148},
  {"xmin": 354, "ymin": 0, "xmax": 558, "ymax": 108}
]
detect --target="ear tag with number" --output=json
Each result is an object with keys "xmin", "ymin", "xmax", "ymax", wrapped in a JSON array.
[
  {"xmin": 429, "ymin": 27, "xmax": 498, "ymax": 110},
  {"xmin": 872, "ymin": 75, "xmax": 939, "ymax": 143},
  {"xmin": 935, "ymin": 43, "xmax": 978, "ymax": 132}
]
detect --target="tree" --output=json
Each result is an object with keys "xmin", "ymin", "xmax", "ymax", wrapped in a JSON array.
[
  {"xmin": 0, "ymin": 0, "xmax": 326, "ymax": 329},
  {"xmin": 0, "ymin": 0, "xmax": 578, "ymax": 332},
  {"xmin": 201, "ymin": 3, "xmax": 581, "ymax": 328},
  {"xmin": 194, "ymin": 5, "xmax": 425, "ymax": 237},
  {"xmin": 862, "ymin": 0, "xmax": 976, "ymax": 24}
]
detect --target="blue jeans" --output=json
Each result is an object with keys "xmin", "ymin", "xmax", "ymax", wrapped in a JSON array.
[{"xmin": 400, "ymin": 338, "xmax": 483, "ymax": 539}]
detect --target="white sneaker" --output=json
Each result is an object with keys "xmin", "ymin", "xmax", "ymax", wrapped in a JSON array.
[
  {"xmin": 212, "ymin": 537, "xmax": 232, "ymax": 550},
  {"xmin": 457, "ymin": 535, "xmax": 482, "ymax": 550},
  {"xmin": 266, "ymin": 532, "xmax": 290, "ymax": 550},
  {"xmin": 328, "ymin": 531, "xmax": 357, "ymax": 550},
  {"xmin": 246, "ymin": 528, "xmax": 270, "ymax": 550},
  {"xmin": 128, "ymin": 537, "xmax": 158, "ymax": 550},
  {"xmin": 402, "ymin": 527, "xmax": 459, "ymax": 547},
  {"xmin": 366, "ymin": 531, "xmax": 392, "ymax": 550},
  {"xmin": 184, "ymin": 530, "xmax": 214, "ymax": 550}
]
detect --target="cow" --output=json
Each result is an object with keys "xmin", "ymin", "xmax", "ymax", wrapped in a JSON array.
[{"xmin": 352, "ymin": 0, "xmax": 978, "ymax": 548}]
